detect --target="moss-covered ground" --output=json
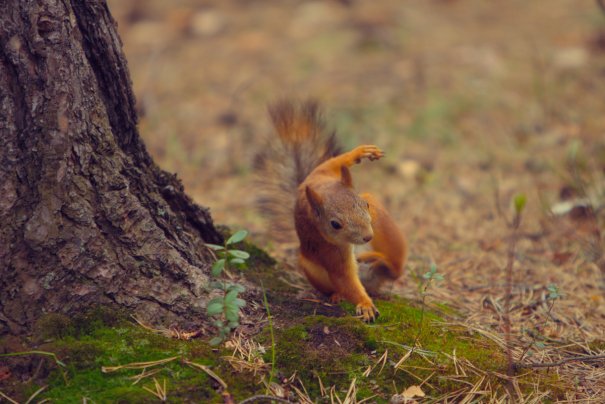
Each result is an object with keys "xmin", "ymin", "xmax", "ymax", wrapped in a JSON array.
[
  {"xmin": 1, "ymin": 294, "xmax": 567, "ymax": 403},
  {"xmin": 1, "ymin": 309, "xmax": 265, "ymax": 403}
]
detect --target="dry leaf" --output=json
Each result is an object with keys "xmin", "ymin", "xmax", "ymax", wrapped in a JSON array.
[{"xmin": 402, "ymin": 385, "xmax": 425, "ymax": 398}]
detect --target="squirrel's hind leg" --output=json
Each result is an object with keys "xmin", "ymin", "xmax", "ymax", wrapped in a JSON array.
[
  {"xmin": 359, "ymin": 193, "xmax": 407, "ymax": 294},
  {"xmin": 358, "ymin": 251, "xmax": 398, "ymax": 295}
]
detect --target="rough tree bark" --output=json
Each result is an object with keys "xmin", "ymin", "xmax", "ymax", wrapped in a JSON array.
[{"xmin": 0, "ymin": 0, "xmax": 224, "ymax": 335}]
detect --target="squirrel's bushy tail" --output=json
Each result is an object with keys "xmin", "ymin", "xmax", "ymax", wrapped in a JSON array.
[{"xmin": 255, "ymin": 99, "xmax": 340, "ymax": 243}]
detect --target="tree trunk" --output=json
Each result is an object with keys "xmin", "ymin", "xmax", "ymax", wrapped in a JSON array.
[{"xmin": 0, "ymin": 0, "xmax": 224, "ymax": 335}]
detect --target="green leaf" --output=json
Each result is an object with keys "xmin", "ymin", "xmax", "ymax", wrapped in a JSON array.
[
  {"xmin": 208, "ymin": 296, "xmax": 224, "ymax": 306},
  {"xmin": 547, "ymin": 283, "xmax": 561, "ymax": 299},
  {"xmin": 230, "ymin": 258, "xmax": 245, "ymax": 265},
  {"xmin": 234, "ymin": 298, "xmax": 246, "ymax": 308},
  {"xmin": 514, "ymin": 194, "xmax": 527, "ymax": 214},
  {"xmin": 228, "ymin": 250, "xmax": 250, "ymax": 259},
  {"xmin": 207, "ymin": 302, "xmax": 224, "ymax": 316},
  {"xmin": 209, "ymin": 281, "xmax": 224, "ymax": 290},
  {"xmin": 206, "ymin": 244, "xmax": 225, "ymax": 251},
  {"xmin": 209, "ymin": 336, "xmax": 223, "ymax": 346},
  {"xmin": 211, "ymin": 259, "xmax": 226, "ymax": 277},
  {"xmin": 225, "ymin": 289, "xmax": 239, "ymax": 304},
  {"xmin": 227, "ymin": 283, "xmax": 246, "ymax": 293},
  {"xmin": 422, "ymin": 272, "xmax": 432, "ymax": 280},
  {"xmin": 228, "ymin": 321, "xmax": 239, "ymax": 328},
  {"xmin": 227, "ymin": 230, "xmax": 248, "ymax": 245},
  {"xmin": 225, "ymin": 306, "xmax": 239, "ymax": 322},
  {"xmin": 433, "ymin": 274, "xmax": 444, "ymax": 281}
]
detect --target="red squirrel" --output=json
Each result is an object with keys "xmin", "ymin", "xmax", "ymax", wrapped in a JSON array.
[{"xmin": 258, "ymin": 100, "xmax": 407, "ymax": 321}]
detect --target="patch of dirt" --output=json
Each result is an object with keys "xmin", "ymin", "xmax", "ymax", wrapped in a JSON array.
[
  {"xmin": 306, "ymin": 322, "xmax": 366, "ymax": 355},
  {"xmin": 270, "ymin": 292, "xmax": 348, "ymax": 326}
]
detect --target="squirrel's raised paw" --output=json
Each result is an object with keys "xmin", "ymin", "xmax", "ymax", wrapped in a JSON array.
[
  {"xmin": 352, "ymin": 145, "xmax": 384, "ymax": 164},
  {"xmin": 356, "ymin": 300, "xmax": 379, "ymax": 322}
]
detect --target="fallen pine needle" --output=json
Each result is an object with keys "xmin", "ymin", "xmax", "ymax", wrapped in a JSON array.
[
  {"xmin": 25, "ymin": 385, "xmax": 47, "ymax": 404},
  {"xmin": 129, "ymin": 367, "xmax": 163, "ymax": 385},
  {"xmin": 142, "ymin": 377, "xmax": 167, "ymax": 401},
  {"xmin": 183, "ymin": 359, "xmax": 228, "ymax": 389},
  {"xmin": 0, "ymin": 391, "xmax": 19, "ymax": 404},
  {"xmin": 101, "ymin": 356, "xmax": 178, "ymax": 373},
  {"xmin": 515, "ymin": 354, "xmax": 605, "ymax": 369}
]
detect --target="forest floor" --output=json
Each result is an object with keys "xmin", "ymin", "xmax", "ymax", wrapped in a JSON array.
[
  {"xmin": 112, "ymin": 0, "xmax": 605, "ymax": 399},
  {"xmin": 3, "ymin": 0, "xmax": 605, "ymax": 402}
]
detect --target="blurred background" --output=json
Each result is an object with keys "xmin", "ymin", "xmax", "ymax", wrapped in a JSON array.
[{"xmin": 107, "ymin": 0, "xmax": 605, "ymax": 340}]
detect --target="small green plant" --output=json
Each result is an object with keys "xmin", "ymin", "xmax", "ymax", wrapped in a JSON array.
[
  {"xmin": 422, "ymin": 262, "xmax": 444, "ymax": 284},
  {"xmin": 206, "ymin": 230, "xmax": 250, "ymax": 345},
  {"xmin": 409, "ymin": 262, "xmax": 444, "ymax": 353},
  {"xmin": 502, "ymin": 193, "xmax": 526, "ymax": 397}
]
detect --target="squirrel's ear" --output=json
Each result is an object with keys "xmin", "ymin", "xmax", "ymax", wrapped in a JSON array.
[
  {"xmin": 340, "ymin": 166, "xmax": 353, "ymax": 188},
  {"xmin": 305, "ymin": 185, "xmax": 323, "ymax": 217}
]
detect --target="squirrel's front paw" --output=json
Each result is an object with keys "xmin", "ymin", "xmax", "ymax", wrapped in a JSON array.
[
  {"xmin": 356, "ymin": 300, "xmax": 379, "ymax": 322},
  {"xmin": 353, "ymin": 145, "xmax": 384, "ymax": 163}
]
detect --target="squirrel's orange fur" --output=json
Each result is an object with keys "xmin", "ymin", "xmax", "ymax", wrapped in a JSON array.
[{"xmin": 261, "ymin": 100, "xmax": 407, "ymax": 322}]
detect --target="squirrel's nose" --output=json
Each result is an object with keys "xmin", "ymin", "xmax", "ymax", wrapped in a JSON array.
[{"xmin": 363, "ymin": 234, "xmax": 373, "ymax": 243}]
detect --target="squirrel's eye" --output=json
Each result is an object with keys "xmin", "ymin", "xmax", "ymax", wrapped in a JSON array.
[{"xmin": 330, "ymin": 220, "xmax": 342, "ymax": 230}]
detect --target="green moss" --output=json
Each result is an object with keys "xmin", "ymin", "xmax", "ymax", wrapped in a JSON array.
[
  {"xmin": 13, "ymin": 279, "xmax": 566, "ymax": 402},
  {"xmin": 255, "ymin": 296, "xmax": 567, "ymax": 401},
  {"xmin": 33, "ymin": 306, "xmax": 130, "ymax": 343},
  {"xmin": 430, "ymin": 301, "xmax": 459, "ymax": 317},
  {"xmin": 265, "ymin": 316, "xmax": 372, "ymax": 395},
  {"xmin": 19, "ymin": 313, "xmax": 275, "ymax": 403},
  {"xmin": 240, "ymin": 242, "xmax": 289, "ymax": 292},
  {"xmin": 34, "ymin": 313, "xmax": 75, "ymax": 341}
]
